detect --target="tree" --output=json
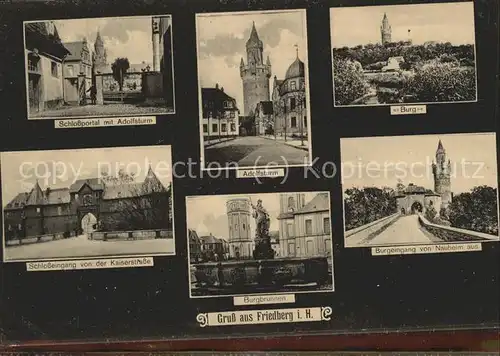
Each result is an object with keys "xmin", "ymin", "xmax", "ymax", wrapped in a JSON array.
[
  {"xmin": 111, "ymin": 57, "xmax": 130, "ymax": 91},
  {"xmin": 333, "ymin": 57, "xmax": 369, "ymax": 106},
  {"xmin": 448, "ymin": 186, "xmax": 498, "ymax": 235},
  {"xmin": 344, "ymin": 187, "xmax": 397, "ymax": 230},
  {"xmin": 100, "ymin": 169, "xmax": 171, "ymax": 232}
]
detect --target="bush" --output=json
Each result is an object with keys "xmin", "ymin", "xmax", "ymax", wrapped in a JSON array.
[
  {"xmin": 376, "ymin": 87, "xmax": 401, "ymax": 104},
  {"xmin": 365, "ymin": 61, "xmax": 386, "ymax": 70},
  {"xmin": 402, "ymin": 63, "xmax": 476, "ymax": 102},
  {"xmin": 369, "ymin": 74, "xmax": 406, "ymax": 89},
  {"xmin": 333, "ymin": 57, "xmax": 369, "ymax": 105}
]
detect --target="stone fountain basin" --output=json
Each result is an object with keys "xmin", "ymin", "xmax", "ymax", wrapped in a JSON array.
[{"xmin": 192, "ymin": 257, "xmax": 331, "ymax": 290}]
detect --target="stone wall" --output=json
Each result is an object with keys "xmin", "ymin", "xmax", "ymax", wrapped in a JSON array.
[
  {"xmin": 345, "ymin": 212, "xmax": 401, "ymax": 247},
  {"xmin": 5, "ymin": 231, "xmax": 76, "ymax": 247},
  {"xmin": 418, "ymin": 215, "xmax": 499, "ymax": 242},
  {"xmin": 89, "ymin": 229, "xmax": 173, "ymax": 241}
]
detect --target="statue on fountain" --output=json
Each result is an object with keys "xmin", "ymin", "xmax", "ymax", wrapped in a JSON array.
[{"xmin": 251, "ymin": 199, "xmax": 275, "ymax": 260}]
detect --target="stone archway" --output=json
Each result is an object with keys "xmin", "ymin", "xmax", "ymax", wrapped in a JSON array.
[
  {"xmin": 411, "ymin": 201, "xmax": 423, "ymax": 214},
  {"xmin": 81, "ymin": 212, "xmax": 97, "ymax": 234}
]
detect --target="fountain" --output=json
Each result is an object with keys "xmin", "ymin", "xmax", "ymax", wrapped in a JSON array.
[{"xmin": 191, "ymin": 197, "xmax": 331, "ymax": 296}]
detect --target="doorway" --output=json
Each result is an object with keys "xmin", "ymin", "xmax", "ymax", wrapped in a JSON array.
[{"xmin": 81, "ymin": 212, "xmax": 97, "ymax": 234}]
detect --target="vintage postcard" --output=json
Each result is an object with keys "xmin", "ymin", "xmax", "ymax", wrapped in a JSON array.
[
  {"xmin": 24, "ymin": 15, "xmax": 175, "ymax": 119},
  {"xmin": 186, "ymin": 192, "xmax": 334, "ymax": 298},
  {"xmin": 195, "ymin": 10, "xmax": 312, "ymax": 170},
  {"xmin": 341, "ymin": 133, "xmax": 499, "ymax": 248},
  {"xmin": 330, "ymin": 2, "xmax": 478, "ymax": 106},
  {"xmin": 1, "ymin": 145, "xmax": 175, "ymax": 262}
]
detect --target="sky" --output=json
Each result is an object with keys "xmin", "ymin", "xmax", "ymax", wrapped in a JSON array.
[
  {"xmin": 330, "ymin": 2, "xmax": 476, "ymax": 48},
  {"xmin": 186, "ymin": 192, "xmax": 317, "ymax": 240},
  {"xmin": 1, "ymin": 145, "xmax": 172, "ymax": 205},
  {"xmin": 340, "ymin": 133, "xmax": 498, "ymax": 194},
  {"xmin": 50, "ymin": 15, "xmax": 169, "ymax": 65},
  {"xmin": 196, "ymin": 10, "xmax": 308, "ymax": 112}
]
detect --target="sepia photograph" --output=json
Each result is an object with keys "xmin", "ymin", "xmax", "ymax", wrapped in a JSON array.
[
  {"xmin": 330, "ymin": 2, "xmax": 477, "ymax": 106},
  {"xmin": 196, "ymin": 10, "xmax": 312, "ymax": 170},
  {"xmin": 24, "ymin": 15, "xmax": 175, "ymax": 119},
  {"xmin": 1, "ymin": 145, "xmax": 175, "ymax": 262},
  {"xmin": 186, "ymin": 192, "xmax": 334, "ymax": 297},
  {"xmin": 341, "ymin": 133, "xmax": 499, "ymax": 248}
]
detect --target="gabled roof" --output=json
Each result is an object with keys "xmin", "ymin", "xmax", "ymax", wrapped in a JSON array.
[
  {"xmin": 4, "ymin": 192, "xmax": 30, "ymax": 210},
  {"xmin": 201, "ymin": 87, "xmax": 237, "ymax": 105},
  {"xmin": 26, "ymin": 181, "xmax": 45, "ymax": 205},
  {"xmin": 102, "ymin": 183, "xmax": 144, "ymax": 200},
  {"xmin": 69, "ymin": 178, "xmax": 104, "ymax": 193},
  {"xmin": 295, "ymin": 193, "xmax": 329, "ymax": 214},
  {"xmin": 200, "ymin": 235, "xmax": 220, "ymax": 244},
  {"xmin": 63, "ymin": 41, "xmax": 87, "ymax": 61},
  {"xmin": 25, "ymin": 22, "xmax": 70, "ymax": 60}
]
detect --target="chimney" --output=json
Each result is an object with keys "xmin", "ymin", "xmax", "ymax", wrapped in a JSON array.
[
  {"xmin": 45, "ymin": 187, "xmax": 51, "ymax": 196},
  {"xmin": 221, "ymin": 86, "xmax": 224, "ymax": 92},
  {"xmin": 215, "ymin": 83, "xmax": 219, "ymax": 90}
]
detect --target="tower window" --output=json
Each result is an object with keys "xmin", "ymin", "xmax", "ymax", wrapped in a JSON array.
[
  {"xmin": 290, "ymin": 97, "xmax": 296, "ymax": 110},
  {"xmin": 243, "ymin": 223, "xmax": 246, "ymax": 230},
  {"xmin": 290, "ymin": 81, "xmax": 296, "ymax": 90}
]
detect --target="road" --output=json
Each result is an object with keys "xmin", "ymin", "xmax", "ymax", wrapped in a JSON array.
[
  {"xmin": 360, "ymin": 214, "xmax": 441, "ymax": 246},
  {"xmin": 205, "ymin": 136, "xmax": 309, "ymax": 168},
  {"xmin": 5, "ymin": 234, "xmax": 175, "ymax": 261}
]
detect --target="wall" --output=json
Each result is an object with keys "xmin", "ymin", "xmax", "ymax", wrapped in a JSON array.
[
  {"xmin": 418, "ymin": 215, "xmax": 499, "ymax": 242},
  {"xmin": 345, "ymin": 212, "xmax": 401, "ymax": 247},
  {"xmin": 40, "ymin": 55, "xmax": 63, "ymax": 105},
  {"xmin": 89, "ymin": 228, "xmax": 173, "ymax": 241},
  {"xmin": 143, "ymin": 72, "xmax": 163, "ymax": 97},
  {"xmin": 293, "ymin": 211, "xmax": 331, "ymax": 257},
  {"xmin": 202, "ymin": 115, "xmax": 239, "ymax": 138}
]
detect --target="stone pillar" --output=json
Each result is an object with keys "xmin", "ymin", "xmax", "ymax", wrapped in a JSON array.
[
  {"xmin": 95, "ymin": 75, "xmax": 104, "ymax": 105},
  {"xmin": 78, "ymin": 74, "xmax": 86, "ymax": 105},
  {"xmin": 152, "ymin": 18, "xmax": 161, "ymax": 71}
]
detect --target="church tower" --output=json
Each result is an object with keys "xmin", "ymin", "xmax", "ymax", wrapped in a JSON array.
[
  {"xmin": 279, "ymin": 193, "xmax": 306, "ymax": 215},
  {"xmin": 432, "ymin": 140, "xmax": 452, "ymax": 209},
  {"xmin": 93, "ymin": 30, "xmax": 107, "ymax": 73},
  {"xmin": 380, "ymin": 13, "xmax": 392, "ymax": 45},
  {"xmin": 240, "ymin": 22, "xmax": 272, "ymax": 116}
]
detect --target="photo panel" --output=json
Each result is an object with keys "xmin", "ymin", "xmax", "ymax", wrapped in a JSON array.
[
  {"xmin": 1, "ymin": 145, "xmax": 175, "ymax": 262},
  {"xmin": 330, "ymin": 1, "xmax": 477, "ymax": 108},
  {"xmin": 195, "ymin": 9, "xmax": 313, "ymax": 171},
  {"xmin": 24, "ymin": 14, "xmax": 175, "ymax": 120},
  {"xmin": 340, "ymin": 132, "xmax": 499, "ymax": 249},
  {"xmin": 186, "ymin": 191, "xmax": 334, "ymax": 298}
]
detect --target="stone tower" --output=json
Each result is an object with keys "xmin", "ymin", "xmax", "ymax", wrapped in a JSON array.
[
  {"xmin": 226, "ymin": 198, "xmax": 253, "ymax": 258},
  {"xmin": 380, "ymin": 13, "xmax": 392, "ymax": 45},
  {"xmin": 93, "ymin": 30, "xmax": 107, "ymax": 73},
  {"xmin": 240, "ymin": 22, "xmax": 272, "ymax": 116},
  {"xmin": 432, "ymin": 140, "xmax": 452, "ymax": 209}
]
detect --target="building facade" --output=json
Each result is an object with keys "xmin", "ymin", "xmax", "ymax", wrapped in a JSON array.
[
  {"xmin": 254, "ymin": 101, "xmax": 273, "ymax": 135},
  {"xmin": 25, "ymin": 21, "xmax": 70, "ymax": 114},
  {"xmin": 271, "ymin": 50, "xmax": 308, "ymax": 138},
  {"xmin": 226, "ymin": 198, "xmax": 254, "ymax": 259},
  {"xmin": 62, "ymin": 39, "xmax": 92, "ymax": 104},
  {"xmin": 240, "ymin": 22, "xmax": 272, "ymax": 116},
  {"xmin": 277, "ymin": 193, "xmax": 332, "ymax": 258},
  {"xmin": 381, "ymin": 13, "xmax": 392, "ymax": 45},
  {"xmin": 396, "ymin": 140, "xmax": 453, "ymax": 214},
  {"xmin": 201, "ymin": 85, "xmax": 240, "ymax": 139},
  {"xmin": 4, "ymin": 167, "xmax": 171, "ymax": 241},
  {"xmin": 188, "ymin": 229, "xmax": 202, "ymax": 262}
]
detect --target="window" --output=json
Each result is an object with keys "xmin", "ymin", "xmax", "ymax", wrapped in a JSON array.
[
  {"xmin": 324, "ymin": 239, "xmax": 332, "ymax": 254},
  {"xmin": 223, "ymin": 101, "xmax": 229, "ymax": 108},
  {"xmin": 208, "ymin": 111, "xmax": 213, "ymax": 119},
  {"xmin": 221, "ymin": 123, "xmax": 227, "ymax": 132},
  {"xmin": 290, "ymin": 97, "xmax": 296, "ymax": 110},
  {"xmin": 306, "ymin": 240, "xmax": 313, "ymax": 255},
  {"xmin": 286, "ymin": 222, "xmax": 294, "ymax": 237},
  {"xmin": 242, "ymin": 223, "xmax": 246, "ymax": 230},
  {"xmin": 75, "ymin": 194, "xmax": 79, "ymax": 200},
  {"xmin": 58, "ymin": 206, "xmax": 62, "ymax": 216},
  {"xmin": 305, "ymin": 219, "xmax": 313, "ymax": 235},
  {"xmin": 203, "ymin": 124, "xmax": 208, "ymax": 133},
  {"xmin": 290, "ymin": 80, "xmax": 296, "ymax": 90},
  {"xmin": 288, "ymin": 243, "xmax": 295, "ymax": 255},
  {"xmin": 212, "ymin": 123, "xmax": 218, "ymax": 132},
  {"xmin": 67, "ymin": 64, "xmax": 74, "ymax": 76},
  {"xmin": 230, "ymin": 123, "xmax": 236, "ymax": 132},
  {"xmin": 28, "ymin": 57, "xmax": 39, "ymax": 72},
  {"xmin": 36, "ymin": 207, "xmax": 41, "ymax": 213},
  {"xmin": 304, "ymin": 116, "xmax": 307, "ymax": 128},
  {"xmin": 288, "ymin": 196, "xmax": 295, "ymax": 209},
  {"xmin": 323, "ymin": 217, "xmax": 331, "ymax": 234},
  {"xmin": 291, "ymin": 117, "xmax": 297, "ymax": 128},
  {"xmin": 51, "ymin": 61, "xmax": 58, "ymax": 77},
  {"xmin": 230, "ymin": 111, "xmax": 235, "ymax": 118}
]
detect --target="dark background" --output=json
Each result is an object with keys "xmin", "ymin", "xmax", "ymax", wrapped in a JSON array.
[{"xmin": 0, "ymin": 0, "xmax": 498, "ymax": 346}]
